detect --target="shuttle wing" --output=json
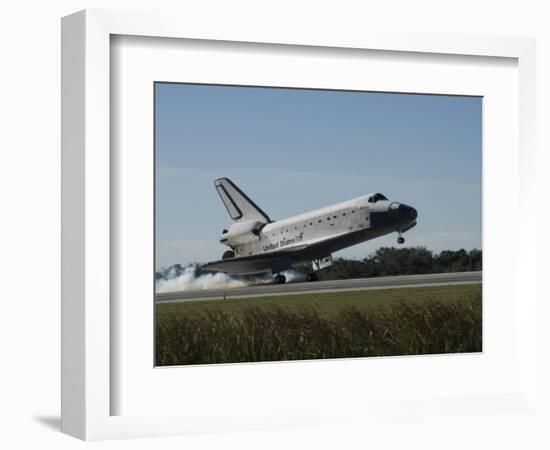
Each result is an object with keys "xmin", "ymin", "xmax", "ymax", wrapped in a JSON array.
[
  {"xmin": 203, "ymin": 230, "xmax": 362, "ymax": 275},
  {"xmin": 214, "ymin": 178, "xmax": 271, "ymax": 223},
  {"xmin": 203, "ymin": 244, "xmax": 308, "ymax": 275}
]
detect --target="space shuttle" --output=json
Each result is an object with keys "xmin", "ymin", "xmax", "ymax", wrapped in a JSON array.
[{"xmin": 203, "ymin": 178, "xmax": 418, "ymax": 284}]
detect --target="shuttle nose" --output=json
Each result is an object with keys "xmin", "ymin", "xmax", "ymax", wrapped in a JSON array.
[{"xmin": 398, "ymin": 203, "xmax": 417, "ymax": 221}]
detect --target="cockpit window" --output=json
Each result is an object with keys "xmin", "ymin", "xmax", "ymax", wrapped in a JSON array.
[{"xmin": 368, "ymin": 193, "xmax": 388, "ymax": 203}]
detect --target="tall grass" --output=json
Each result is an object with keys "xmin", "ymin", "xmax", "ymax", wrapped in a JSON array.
[{"xmin": 155, "ymin": 291, "xmax": 482, "ymax": 366}]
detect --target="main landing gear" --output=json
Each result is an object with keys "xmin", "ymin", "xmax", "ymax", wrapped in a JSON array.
[
  {"xmin": 306, "ymin": 273, "xmax": 319, "ymax": 282},
  {"xmin": 274, "ymin": 274, "xmax": 287, "ymax": 284},
  {"xmin": 397, "ymin": 232, "xmax": 405, "ymax": 244}
]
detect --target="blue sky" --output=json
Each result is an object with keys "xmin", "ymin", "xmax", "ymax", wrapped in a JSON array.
[{"xmin": 155, "ymin": 83, "xmax": 482, "ymax": 269}]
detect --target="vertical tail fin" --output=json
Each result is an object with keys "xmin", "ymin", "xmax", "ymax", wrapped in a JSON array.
[{"xmin": 214, "ymin": 178, "xmax": 271, "ymax": 223}]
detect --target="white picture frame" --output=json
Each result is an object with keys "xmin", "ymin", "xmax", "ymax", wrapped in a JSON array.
[{"xmin": 61, "ymin": 9, "xmax": 537, "ymax": 441}]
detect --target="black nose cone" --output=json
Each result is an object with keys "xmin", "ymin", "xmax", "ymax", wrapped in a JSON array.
[{"xmin": 398, "ymin": 204, "xmax": 417, "ymax": 221}]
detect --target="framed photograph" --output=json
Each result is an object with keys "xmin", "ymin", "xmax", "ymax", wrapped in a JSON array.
[
  {"xmin": 153, "ymin": 82, "xmax": 483, "ymax": 368},
  {"xmin": 61, "ymin": 9, "xmax": 537, "ymax": 441}
]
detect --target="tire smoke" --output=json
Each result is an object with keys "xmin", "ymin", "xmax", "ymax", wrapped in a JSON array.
[{"xmin": 155, "ymin": 264, "xmax": 304, "ymax": 293}]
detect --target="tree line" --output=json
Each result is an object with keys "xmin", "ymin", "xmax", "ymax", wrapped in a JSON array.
[{"xmin": 318, "ymin": 247, "xmax": 482, "ymax": 280}]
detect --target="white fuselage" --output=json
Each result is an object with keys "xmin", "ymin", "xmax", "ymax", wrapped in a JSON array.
[{"xmin": 231, "ymin": 194, "xmax": 388, "ymax": 258}]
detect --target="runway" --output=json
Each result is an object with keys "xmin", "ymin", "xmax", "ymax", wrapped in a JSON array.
[{"xmin": 155, "ymin": 271, "xmax": 482, "ymax": 304}]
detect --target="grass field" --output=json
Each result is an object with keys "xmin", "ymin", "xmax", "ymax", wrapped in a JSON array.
[{"xmin": 155, "ymin": 283, "xmax": 482, "ymax": 366}]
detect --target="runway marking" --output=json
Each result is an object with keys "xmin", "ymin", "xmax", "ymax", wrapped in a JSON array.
[{"xmin": 155, "ymin": 271, "xmax": 482, "ymax": 304}]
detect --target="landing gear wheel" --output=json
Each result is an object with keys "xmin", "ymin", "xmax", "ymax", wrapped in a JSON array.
[
  {"xmin": 397, "ymin": 236, "xmax": 405, "ymax": 244},
  {"xmin": 274, "ymin": 274, "xmax": 286, "ymax": 284},
  {"xmin": 306, "ymin": 273, "xmax": 319, "ymax": 282}
]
